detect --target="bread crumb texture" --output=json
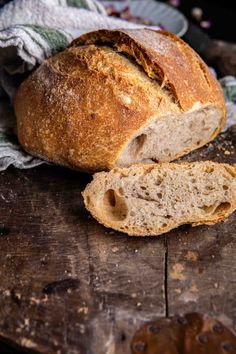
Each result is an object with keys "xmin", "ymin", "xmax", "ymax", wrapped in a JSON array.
[{"xmin": 83, "ymin": 162, "xmax": 236, "ymax": 236}]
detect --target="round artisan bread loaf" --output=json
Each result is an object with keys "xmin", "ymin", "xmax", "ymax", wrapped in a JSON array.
[{"xmin": 14, "ymin": 29, "xmax": 226, "ymax": 173}]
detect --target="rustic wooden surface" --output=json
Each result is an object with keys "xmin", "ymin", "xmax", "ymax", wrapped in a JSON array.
[
  {"xmin": 168, "ymin": 126, "xmax": 236, "ymax": 326},
  {"xmin": 0, "ymin": 126, "xmax": 235, "ymax": 354}
]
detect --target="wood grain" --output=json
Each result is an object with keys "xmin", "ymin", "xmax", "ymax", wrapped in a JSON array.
[
  {"xmin": 0, "ymin": 163, "xmax": 166, "ymax": 353},
  {"xmin": 167, "ymin": 126, "xmax": 236, "ymax": 332},
  {"xmin": 0, "ymin": 127, "xmax": 235, "ymax": 353}
]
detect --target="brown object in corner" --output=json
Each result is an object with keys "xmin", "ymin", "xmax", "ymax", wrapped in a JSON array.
[
  {"xmin": 131, "ymin": 312, "xmax": 236, "ymax": 353},
  {"xmin": 14, "ymin": 29, "xmax": 226, "ymax": 173}
]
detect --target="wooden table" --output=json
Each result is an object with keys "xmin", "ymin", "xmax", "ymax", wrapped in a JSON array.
[
  {"xmin": 0, "ymin": 125, "xmax": 235, "ymax": 353},
  {"xmin": 0, "ymin": 34, "xmax": 236, "ymax": 352}
]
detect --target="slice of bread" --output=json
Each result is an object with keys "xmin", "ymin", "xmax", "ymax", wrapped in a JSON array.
[{"xmin": 82, "ymin": 162, "xmax": 236, "ymax": 236}]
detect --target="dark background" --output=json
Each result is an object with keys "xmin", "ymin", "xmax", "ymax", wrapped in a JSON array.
[{"xmin": 164, "ymin": 0, "xmax": 236, "ymax": 42}]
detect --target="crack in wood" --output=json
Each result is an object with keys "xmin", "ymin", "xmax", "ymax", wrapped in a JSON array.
[
  {"xmin": 85, "ymin": 225, "xmax": 95, "ymax": 293},
  {"xmin": 164, "ymin": 236, "xmax": 169, "ymax": 318}
]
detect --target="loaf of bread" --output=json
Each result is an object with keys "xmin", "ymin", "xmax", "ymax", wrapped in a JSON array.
[
  {"xmin": 14, "ymin": 29, "xmax": 226, "ymax": 173},
  {"xmin": 82, "ymin": 162, "xmax": 236, "ymax": 236}
]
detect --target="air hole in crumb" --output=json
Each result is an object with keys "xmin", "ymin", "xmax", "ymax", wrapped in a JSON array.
[
  {"xmin": 196, "ymin": 141, "xmax": 201, "ymax": 145},
  {"xmin": 200, "ymin": 202, "xmax": 231, "ymax": 215},
  {"xmin": 155, "ymin": 178, "xmax": 162, "ymax": 186},
  {"xmin": 140, "ymin": 186, "xmax": 146, "ymax": 190},
  {"xmin": 206, "ymin": 185, "xmax": 214, "ymax": 191},
  {"xmin": 162, "ymin": 223, "xmax": 167, "ymax": 228},
  {"xmin": 118, "ymin": 187, "xmax": 125, "ymax": 196},
  {"xmin": 205, "ymin": 166, "xmax": 214, "ymax": 173},
  {"xmin": 106, "ymin": 189, "xmax": 116, "ymax": 207},
  {"xmin": 130, "ymin": 134, "xmax": 147, "ymax": 157},
  {"xmin": 191, "ymin": 178, "xmax": 196, "ymax": 183},
  {"xmin": 200, "ymin": 204, "xmax": 217, "ymax": 213},
  {"xmin": 223, "ymin": 185, "xmax": 229, "ymax": 191},
  {"xmin": 166, "ymin": 215, "xmax": 172, "ymax": 219},
  {"xmin": 149, "ymin": 158, "xmax": 159, "ymax": 163},
  {"xmin": 214, "ymin": 202, "xmax": 231, "ymax": 214},
  {"xmin": 157, "ymin": 193, "xmax": 162, "ymax": 199},
  {"xmin": 103, "ymin": 189, "xmax": 128, "ymax": 221}
]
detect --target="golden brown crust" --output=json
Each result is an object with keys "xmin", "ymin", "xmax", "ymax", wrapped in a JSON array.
[
  {"xmin": 71, "ymin": 29, "xmax": 226, "ymax": 113},
  {"xmin": 14, "ymin": 29, "xmax": 226, "ymax": 173},
  {"xmin": 14, "ymin": 44, "xmax": 167, "ymax": 172}
]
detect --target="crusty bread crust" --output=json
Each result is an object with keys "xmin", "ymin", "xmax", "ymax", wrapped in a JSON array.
[
  {"xmin": 82, "ymin": 162, "xmax": 236, "ymax": 236},
  {"xmin": 14, "ymin": 29, "xmax": 226, "ymax": 173},
  {"xmin": 72, "ymin": 29, "xmax": 225, "ymax": 112}
]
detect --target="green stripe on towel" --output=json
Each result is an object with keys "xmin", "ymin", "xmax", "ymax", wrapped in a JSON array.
[
  {"xmin": 224, "ymin": 86, "xmax": 236, "ymax": 102},
  {"xmin": 67, "ymin": 0, "xmax": 91, "ymax": 8},
  {"xmin": 20, "ymin": 27, "xmax": 45, "ymax": 51},
  {"xmin": 25, "ymin": 25, "xmax": 69, "ymax": 54}
]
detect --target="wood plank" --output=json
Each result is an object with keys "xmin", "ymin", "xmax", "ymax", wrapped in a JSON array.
[
  {"xmin": 167, "ymin": 127, "xmax": 236, "ymax": 331},
  {"xmin": 0, "ymin": 167, "xmax": 94, "ymax": 353},
  {"xmin": 0, "ymin": 164, "xmax": 166, "ymax": 353},
  {"xmin": 86, "ymin": 220, "xmax": 166, "ymax": 354}
]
